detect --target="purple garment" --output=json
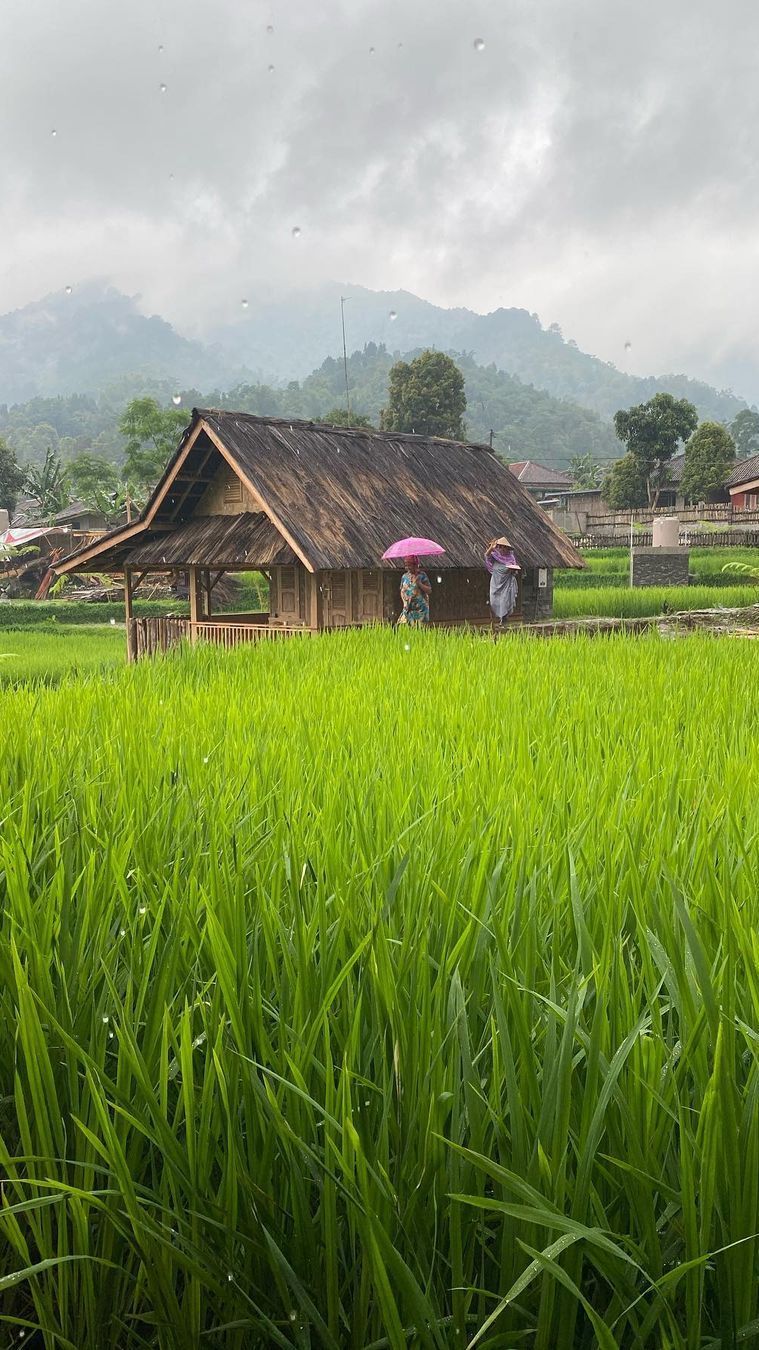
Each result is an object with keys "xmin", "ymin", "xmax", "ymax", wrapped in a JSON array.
[{"xmin": 485, "ymin": 547, "xmax": 519, "ymax": 574}]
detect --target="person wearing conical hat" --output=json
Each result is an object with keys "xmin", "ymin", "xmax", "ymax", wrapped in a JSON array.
[{"xmin": 485, "ymin": 536, "xmax": 521, "ymax": 623}]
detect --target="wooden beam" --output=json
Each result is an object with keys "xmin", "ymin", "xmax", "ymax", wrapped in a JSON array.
[
  {"xmin": 188, "ymin": 565, "xmax": 200, "ymax": 642},
  {"xmin": 124, "ymin": 567, "xmax": 135, "ymax": 662}
]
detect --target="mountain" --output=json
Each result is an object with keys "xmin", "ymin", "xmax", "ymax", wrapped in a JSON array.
[
  {"xmin": 0, "ymin": 345, "xmax": 620, "ymax": 471},
  {"xmin": 211, "ymin": 282, "xmax": 750, "ymax": 423},
  {"xmin": 0, "ymin": 283, "xmax": 250, "ymax": 407}
]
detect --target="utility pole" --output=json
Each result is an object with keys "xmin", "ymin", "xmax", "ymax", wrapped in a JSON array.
[
  {"xmin": 489, "ymin": 429, "xmax": 495, "ymax": 449},
  {"xmin": 340, "ymin": 297, "xmax": 351, "ymax": 415}
]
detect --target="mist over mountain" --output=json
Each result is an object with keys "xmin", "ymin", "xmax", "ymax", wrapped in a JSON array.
[{"xmin": 0, "ymin": 283, "xmax": 251, "ymax": 406}]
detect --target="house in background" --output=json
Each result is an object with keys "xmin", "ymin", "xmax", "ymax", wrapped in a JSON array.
[
  {"xmin": 508, "ymin": 460, "xmax": 573, "ymax": 498},
  {"xmin": 55, "ymin": 411, "xmax": 583, "ymax": 658},
  {"xmin": 54, "ymin": 501, "xmax": 108, "ymax": 533},
  {"xmin": 726, "ymin": 455, "xmax": 759, "ymax": 510}
]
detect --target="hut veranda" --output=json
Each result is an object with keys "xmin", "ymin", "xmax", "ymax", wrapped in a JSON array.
[{"xmin": 55, "ymin": 411, "xmax": 583, "ymax": 656}]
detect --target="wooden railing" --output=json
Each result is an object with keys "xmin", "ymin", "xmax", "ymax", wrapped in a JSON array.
[{"xmin": 129, "ymin": 616, "xmax": 313, "ymax": 660}]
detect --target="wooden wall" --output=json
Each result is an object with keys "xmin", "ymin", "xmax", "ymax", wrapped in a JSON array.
[
  {"xmin": 195, "ymin": 462, "xmax": 258, "ymax": 516},
  {"xmin": 267, "ymin": 565, "xmax": 554, "ymax": 627}
]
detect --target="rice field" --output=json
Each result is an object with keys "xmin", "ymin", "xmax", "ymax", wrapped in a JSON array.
[
  {"xmin": 2, "ymin": 628, "xmax": 759, "ymax": 1348},
  {"xmin": 0, "ymin": 625, "xmax": 123, "ymax": 685},
  {"xmin": 553, "ymin": 583, "xmax": 758, "ymax": 619}
]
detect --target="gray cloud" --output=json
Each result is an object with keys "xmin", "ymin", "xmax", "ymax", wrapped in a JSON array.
[{"xmin": 0, "ymin": 0, "xmax": 757, "ymax": 396}]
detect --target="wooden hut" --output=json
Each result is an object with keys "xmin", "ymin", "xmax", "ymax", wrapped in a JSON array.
[{"xmin": 54, "ymin": 411, "xmax": 583, "ymax": 657}]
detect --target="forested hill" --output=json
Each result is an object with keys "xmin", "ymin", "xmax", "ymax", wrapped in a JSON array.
[
  {"xmin": 0, "ymin": 283, "xmax": 751, "ymax": 427},
  {"xmin": 210, "ymin": 282, "xmax": 751, "ymax": 421},
  {"xmin": 0, "ymin": 345, "xmax": 619, "ymax": 470}
]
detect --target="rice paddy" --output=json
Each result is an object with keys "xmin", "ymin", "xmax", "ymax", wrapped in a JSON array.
[{"xmin": 2, "ymin": 627, "xmax": 759, "ymax": 1347}]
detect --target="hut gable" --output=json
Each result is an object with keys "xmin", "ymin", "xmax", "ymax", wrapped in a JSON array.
[{"xmin": 55, "ymin": 411, "xmax": 584, "ymax": 576}]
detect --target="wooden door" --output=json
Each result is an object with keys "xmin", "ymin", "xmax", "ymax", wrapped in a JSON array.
[
  {"xmin": 323, "ymin": 571, "xmax": 350, "ymax": 627},
  {"xmin": 360, "ymin": 570, "xmax": 382, "ymax": 623}
]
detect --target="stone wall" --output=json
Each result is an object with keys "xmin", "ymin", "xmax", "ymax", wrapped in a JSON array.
[{"xmin": 631, "ymin": 547, "xmax": 690, "ymax": 588}]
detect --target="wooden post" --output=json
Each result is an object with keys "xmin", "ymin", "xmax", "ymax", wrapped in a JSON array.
[
  {"xmin": 309, "ymin": 572, "xmax": 320, "ymax": 631},
  {"xmin": 124, "ymin": 567, "xmax": 135, "ymax": 662},
  {"xmin": 189, "ymin": 565, "xmax": 200, "ymax": 642}
]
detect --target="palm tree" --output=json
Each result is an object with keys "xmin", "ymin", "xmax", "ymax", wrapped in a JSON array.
[{"xmin": 23, "ymin": 448, "xmax": 70, "ymax": 520}]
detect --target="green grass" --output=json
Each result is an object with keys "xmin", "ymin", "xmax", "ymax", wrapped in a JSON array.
[
  {"xmin": 2, "ymin": 628, "xmax": 759, "ymax": 1346},
  {"xmin": 0, "ymin": 625, "xmax": 124, "ymax": 684},
  {"xmin": 554, "ymin": 583, "xmax": 758, "ymax": 619},
  {"xmin": 0, "ymin": 599, "xmax": 189, "ymax": 629},
  {"xmin": 567, "ymin": 546, "xmax": 759, "ymax": 581}
]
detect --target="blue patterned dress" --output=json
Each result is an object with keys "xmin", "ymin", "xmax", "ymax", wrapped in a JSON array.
[{"xmin": 398, "ymin": 571, "xmax": 430, "ymax": 625}]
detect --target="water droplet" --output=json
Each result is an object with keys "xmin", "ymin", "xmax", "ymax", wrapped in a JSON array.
[
  {"xmin": 266, "ymin": 23, "xmax": 274, "ymax": 33},
  {"xmin": 158, "ymin": 43, "xmax": 164, "ymax": 53},
  {"xmin": 102, "ymin": 1014, "xmax": 109, "ymax": 1024},
  {"xmin": 110, "ymin": 617, "xmax": 116, "ymax": 625},
  {"xmin": 65, "ymin": 285, "xmax": 72, "ymax": 295},
  {"xmin": 388, "ymin": 309, "xmax": 397, "ymax": 321},
  {"xmin": 169, "ymin": 172, "xmax": 175, "ymax": 180},
  {"xmin": 397, "ymin": 42, "xmax": 403, "ymax": 49},
  {"xmin": 241, "ymin": 298, "xmax": 249, "ymax": 308},
  {"xmin": 291, "ymin": 225, "xmax": 302, "ymax": 239},
  {"xmin": 172, "ymin": 394, "xmax": 182, "ymax": 405},
  {"xmin": 473, "ymin": 37, "xmax": 485, "ymax": 51},
  {"xmin": 159, "ymin": 83, "xmax": 168, "ymax": 94},
  {"xmin": 108, "ymin": 1031, "xmax": 114, "ymax": 1040},
  {"xmin": 267, "ymin": 63, "xmax": 275, "ymax": 74},
  {"xmin": 203, "ymin": 756, "xmax": 209, "ymax": 763},
  {"xmin": 289, "ymin": 1311, "xmax": 298, "ymax": 1322},
  {"xmin": 364, "ymin": 1099, "xmax": 370, "ymax": 1106},
  {"xmin": 436, "ymin": 575, "xmax": 442, "ymax": 583},
  {"xmin": 138, "ymin": 906, "xmax": 147, "ymax": 916},
  {"xmin": 404, "ymin": 643, "xmax": 410, "ymax": 652},
  {"xmin": 369, "ymin": 46, "xmax": 375, "ymax": 54},
  {"xmin": 624, "ymin": 339, "xmax": 632, "ymax": 351},
  {"xmin": 51, "ymin": 128, "xmax": 57, "ymax": 138},
  {"xmin": 119, "ymin": 928, "xmax": 126, "ymax": 936},
  {"xmin": 227, "ymin": 1271, "xmax": 233, "ymax": 1282}
]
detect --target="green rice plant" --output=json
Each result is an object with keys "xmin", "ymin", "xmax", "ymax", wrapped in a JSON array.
[
  {"xmin": 554, "ymin": 583, "xmax": 758, "ymax": 619},
  {"xmin": 1, "ymin": 630, "xmax": 759, "ymax": 1346},
  {"xmin": 0, "ymin": 626, "xmax": 124, "ymax": 684}
]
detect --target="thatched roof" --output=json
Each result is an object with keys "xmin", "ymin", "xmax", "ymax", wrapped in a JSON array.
[{"xmin": 56, "ymin": 411, "xmax": 584, "ymax": 574}]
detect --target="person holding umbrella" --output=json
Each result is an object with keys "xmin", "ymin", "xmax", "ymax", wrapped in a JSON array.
[
  {"xmin": 398, "ymin": 555, "xmax": 432, "ymax": 626},
  {"xmin": 381, "ymin": 536, "xmax": 444, "ymax": 627}
]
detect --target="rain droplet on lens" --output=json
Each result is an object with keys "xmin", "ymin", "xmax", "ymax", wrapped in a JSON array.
[
  {"xmin": 119, "ymin": 927, "xmax": 126, "ymax": 936},
  {"xmin": 624, "ymin": 339, "xmax": 632, "ymax": 350},
  {"xmin": 369, "ymin": 46, "xmax": 375, "ymax": 54},
  {"xmin": 266, "ymin": 23, "xmax": 274, "ymax": 33},
  {"xmin": 388, "ymin": 309, "xmax": 397, "ymax": 321},
  {"xmin": 51, "ymin": 129, "xmax": 57, "ymax": 137},
  {"xmin": 139, "ymin": 906, "xmax": 147, "ymax": 916},
  {"xmin": 227, "ymin": 1271, "xmax": 233, "ymax": 1282},
  {"xmin": 108, "ymin": 1031, "xmax": 114, "ymax": 1040},
  {"xmin": 158, "ymin": 43, "xmax": 164, "ymax": 53},
  {"xmin": 159, "ymin": 83, "xmax": 168, "ymax": 94},
  {"xmin": 288, "ymin": 1311, "xmax": 297, "ymax": 1322},
  {"xmin": 241, "ymin": 298, "xmax": 249, "ymax": 308},
  {"xmin": 267, "ymin": 63, "xmax": 275, "ymax": 74},
  {"xmin": 436, "ymin": 575, "xmax": 442, "ymax": 583},
  {"xmin": 65, "ymin": 285, "xmax": 72, "ymax": 294},
  {"xmin": 291, "ymin": 226, "xmax": 302, "ymax": 238},
  {"xmin": 473, "ymin": 37, "xmax": 485, "ymax": 51},
  {"xmin": 102, "ymin": 1015, "xmax": 109, "ymax": 1024},
  {"xmin": 172, "ymin": 394, "xmax": 182, "ymax": 405}
]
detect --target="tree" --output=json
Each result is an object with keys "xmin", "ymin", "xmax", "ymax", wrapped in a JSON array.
[
  {"xmin": 0, "ymin": 438, "xmax": 25, "ymax": 516},
  {"xmin": 119, "ymin": 397, "xmax": 186, "ymax": 495},
  {"xmin": 568, "ymin": 452, "xmax": 603, "ymax": 488},
  {"xmin": 67, "ymin": 452, "xmax": 127, "ymax": 522},
  {"xmin": 380, "ymin": 351, "xmax": 466, "ymax": 440},
  {"xmin": 23, "ymin": 447, "xmax": 70, "ymax": 520},
  {"xmin": 320, "ymin": 408, "xmax": 374, "ymax": 429},
  {"xmin": 730, "ymin": 409, "xmax": 759, "ymax": 458},
  {"xmin": 603, "ymin": 454, "xmax": 648, "ymax": 510},
  {"xmin": 613, "ymin": 393, "xmax": 698, "ymax": 507},
  {"xmin": 680, "ymin": 421, "xmax": 736, "ymax": 502}
]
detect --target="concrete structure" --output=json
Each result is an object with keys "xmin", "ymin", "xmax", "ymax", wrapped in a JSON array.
[{"xmin": 631, "ymin": 546, "xmax": 690, "ymax": 588}]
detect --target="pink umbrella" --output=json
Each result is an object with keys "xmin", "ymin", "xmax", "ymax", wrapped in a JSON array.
[{"xmin": 382, "ymin": 536, "xmax": 445, "ymax": 561}]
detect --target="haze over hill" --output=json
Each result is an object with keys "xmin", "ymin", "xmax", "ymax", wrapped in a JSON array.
[{"xmin": 0, "ymin": 284, "xmax": 750, "ymax": 434}]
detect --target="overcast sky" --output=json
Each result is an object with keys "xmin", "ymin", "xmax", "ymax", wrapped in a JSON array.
[{"xmin": 1, "ymin": 0, "xmax": 757, "ymax": 394}]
